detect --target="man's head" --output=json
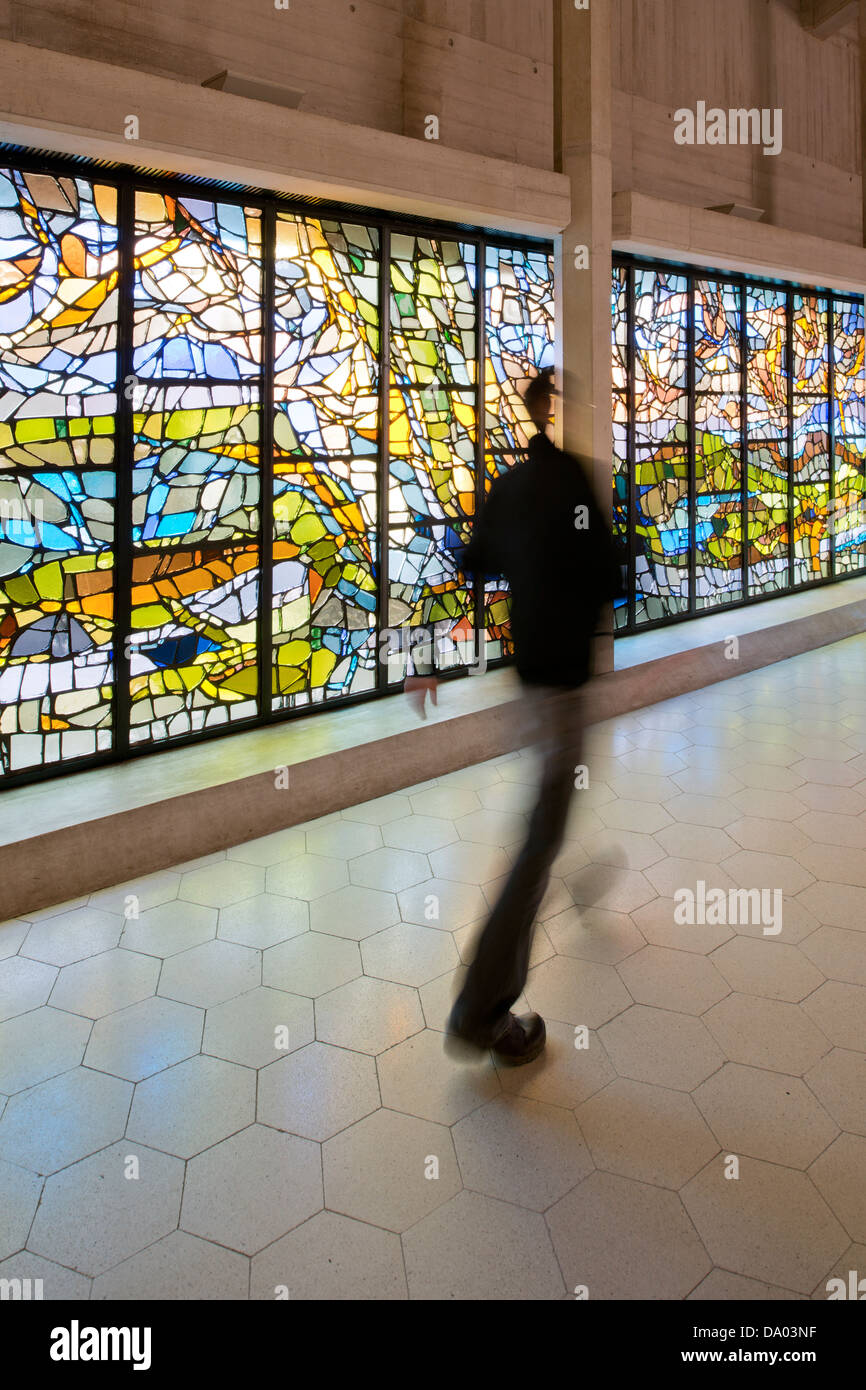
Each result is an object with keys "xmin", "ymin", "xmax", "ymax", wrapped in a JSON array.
[{"xmin": 523, "ymin": 367, "xmax": 555, "ymax": 431}]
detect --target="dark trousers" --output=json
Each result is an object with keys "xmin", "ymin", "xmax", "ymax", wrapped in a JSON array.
[{"xmin": 450, "ymin": 683, "xmax": 585, "ymax": 1044}]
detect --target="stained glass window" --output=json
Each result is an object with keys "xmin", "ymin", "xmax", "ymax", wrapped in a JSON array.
[
  {"xmin": 272, "ymin": 215, "xmax": 379, "ymax": 708},
  {"xmin": 0, "ymin": 155, "xmax": 554, "ymax": 784},
  {"xmin": 387, "ymin": 236, "xmax": 477, "ymax": 679},
  {"xmin": 0, "ymin": 169, "xmax": 118, "ymax": 776},
  {"xmin": 614, "ymin": 257, "xmax": 865, "ymax": 633},
  {"xmin": 482, "ymin": 245, "xmax": 555, "ymax": 657}
]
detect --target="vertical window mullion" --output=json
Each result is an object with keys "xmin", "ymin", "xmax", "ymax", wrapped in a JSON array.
[
  {"xmin": 258, "ymin": 201, "xmax": 276, "ymax": 717},
  {"xmin": 786, "ymin": 289, "xmax": 795, "ymax": 590},
  {"xmin": 740, "ymin": 281, "xmax": 749, "ymax": 601},
  {"xmin": 687, "ymin": 273, "xmax": 696, "ymax": 615},
  {"xmin": 376, "ymin": 227, "xmax": 391, "ymax": 689},
  {"xmin": 828, "ymin": 293, "xmax": 836, "ymax": 580},
  {"xmin": 626, "ymin": 262, "xmax": 636, "ymax": 633},
  {"xmin": 113, "ymin": 179, "xmax": 134, "ymax": 760},
  {"xmin": 473, "ymin": 237, "xmax": 487, "ymax": 667}
]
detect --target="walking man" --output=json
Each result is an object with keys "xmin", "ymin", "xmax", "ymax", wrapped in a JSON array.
[{"xmin": 446, "ymin": 368, "xmax": 622, "ymax": 1064}]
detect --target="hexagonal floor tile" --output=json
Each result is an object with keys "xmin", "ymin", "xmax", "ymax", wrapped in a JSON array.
[
  {"xmin": 0, "ymin": 1157, "xmax": 42, "ymax": 1260},
  {"xmin": 802, "ymin": 981, "xmax": 866, "ymax": 1052},
  {"xmin": 120, "ymin": 900, "xmax": 217, "ymax": 958},
  {"xmin": 361, "ymin": 922, "xmax": 458, "ymax": 987},
  {"xmin": 180, "ymin": 860, "xmax": 265, "ymax": 909},
  {"xmin": 181, "ymin": 1124, "xmax": 322, "ymax": 1255},
  {"xmin": 524, "ymin": 955, "xmax": 632, "ymax": 1030},
  {"xmin": 258, "ymin": 1041, "xmax": 379, "ymax": 1141},
  {"xmin": 350, "ymin": 847, "xmax": 431, "ymax": 892},
  {"xmin": 703, "ymin": 994, "xmax": 831, "ymax": 1075},
  {"xmin": 382, "ymin": 815, "xmax": 458, "ymax": 853},
  {"xmin": 127, "ymin": 1054, "xmax": 255, "ymax": 1158},
  {"xmin": 403, "ymin": 1189, "xmax": 564, "ymax": 1299},
  {"xmin": 693, "ymin": 1063, "xmax": 839, "ymax": 1168},
  {"xmin": 616, "ymin": 946, "xmax": 729, "ymax": 1015},
  {"xmin": 454, "ymin": 809, "xmax": 527, "ymax": 848},
  {"xmin": 808, "ymin": 1134, "xmax": 866, "ymax": 1244},
  {"xmin": 85, "ymin": 996, "xmax": 203, "ymax": 1082},
  {"xmin": 801, "ymin": 927, "xmax": 866, "ymax": 986},
  {"xmin": 377, "ymin": 1028, "xmax": 499, "ymax": 1125},
  {"xmin": 250, "ymin": 1211, "xmax": 406, "ymax": 1300},
  {"xmin": 0, "ymin": 956, "xmax": 57, "ymax": 1021},
  {"xmin": 681, "ymin": 1154, "xmax": 847, "ymax": 1295},
  {"xmin": 263, "ymin": 932, "xmax": 361, "ymax": 997},
  {"xmin": 218, "ymin": 893, "xmax": 308, "ymax": 950},
  {"xmin": 709, "ymin": 937, "xmax": 823, "ymax": 1002},
  {"xmin": 804, "ymin": 1049, "xmax": 866, "ymax": 1134},
  {"xmin": 725, "ymin": 814, "xmax": 813, "ymax": 856},
  {"xmin": 397, "ymin": 878, "xmax": 488, "ymax": 932},
  {"xmin": 643, "ymin": 857, "xmax": 737, "ymax": 900},
  {"xmin": 27, "ymin": 1140, "xmax": 184, "ymax": 1277},
  {"xmin": 0, "ymin": 1007, "xmax": 91, "ymax": 1094},
  {"xmin": 305, "ymin": 820, "xmax": 383, "ymax": 859},
  {"xmin": 664, "ymin": 793, "xmax": 740, "ymax": 828},
  {"xmin": 599, "ymin": 1005, "xmax": 725, "ymax": 1091},
  {"xmin": 418, "ymin": 965, "xmax": 469, "ymax": 1032},
  {"xmin": 428, "ymin": 841, "xmax": 511, "ymax": 886},
  {"xmin": 542, "ymin": 906, "xmax": 643, "ymax": 965},
  {"xmin": 547, "ymin": 1171, "xmax": 711, "ymax": 1299},
  {"xmin": 89, "ymin": 871, "xmax": 181, "ymax": 917},
  {"xmin": 309, "ymin": 884, "xmax": 400, "ymax": 940},
  {"xmin": 0, "ymin": 1250, "xmax": 91, "ymax": 1300},
  {"xmin": 203, "ymin": 986, "xmax": 314, "ymax": 1069},
  {"xmin": 49, "ymin": 949, "xmax": 160, "ymax": 1019},
  {"xmin": 410, "ymin": 787, "xmax": 482, "ymax": 819},
  {"xmin": 631, "ymin": 896, "xmax": 733, "ymax": 955},
  {"xmin": 92, "ymin": 1229, "xmax": 249, "ymax": 1299},
  {"xmin": 158, "ymin": 939, "xmax": 259, "ymax": 1009},
  {"xmin": 566, "ymin": 863, "xmax": 658, "ymax": 915},
  {"xmin": 266, "ymin": 854, "xmax": 349, "ymax": 900},
  {"xmin": 226, "ymin": 827, "xmax": 305, "ymax": 867},
  {"xmin": 0, "ymin": 920, "xmax": 28, "ymax": 960},
  {"xmin": 811, "ymin": 1242, "xmax": 866, "ymax": 1300},
  {"xmin": 342, "ymin": 794, "xmax": 412, "ymax": 825},
  {"xmin": 315, "ymin": 976, "xmax": 423, "ymax": 1055},
  {"xmin": 452, "ymin": 1093, "xmax": 592, "ymax": 1211},
  {"xmin": 22, "ymin": 908, "xmax": 121, "ymax": 967},
  {"xmin": 0, "ymin": 1066, "xmax": 131, "ymax": 1175},
  {"xmin": 576, "ymin": 1077, "xmax": 719, "ymax": 1188},
  {"xmin": 800, "ymin": 843, "xmax": 866, "ymax": 890},
  {"xmin": 689, "ymin": 1269, "xmax": 805, "ymax": 1300},
  {"xmin": 323, "ymin": 1107, "xmax": 460, "ymax": 1232}
]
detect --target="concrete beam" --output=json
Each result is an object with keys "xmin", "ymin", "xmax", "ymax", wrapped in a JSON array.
[
  {"xmin": 613, "ymin": 190, "xmax": 866, "ymax": 292},
  {"xmin": 801, "ymin": 0, "xmax": 858, "ymax": 39},
  {"xmin": 0, "ymin": 39, "xmax": 570, "ymax": 237}
]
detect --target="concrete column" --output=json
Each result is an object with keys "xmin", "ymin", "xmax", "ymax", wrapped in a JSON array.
[{"xmin": 553, "ymin": 0, "xmax": 614, "ymax": 674}]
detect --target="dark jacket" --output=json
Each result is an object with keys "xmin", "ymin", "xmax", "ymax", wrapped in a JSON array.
[{"xmin": 461, "ymin": 432, "xmax": 623, "ymax": 688}]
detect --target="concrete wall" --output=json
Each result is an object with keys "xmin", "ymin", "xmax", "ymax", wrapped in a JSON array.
[
  {"xmin": 612, "ymin": 0, "xmax": 861, "ymax": 244},
  {"xmin": 4, "ymin": 0, "xmax": 861, "ymax": 244},
  {"xmin": 0, "ymin": 0, "xmax": 554, "ymax": 168}
]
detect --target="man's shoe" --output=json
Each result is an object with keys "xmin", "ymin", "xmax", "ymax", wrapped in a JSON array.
[{"xmin": 490, "ymin": 1012, "xmax": 546, "ymax": 1066}]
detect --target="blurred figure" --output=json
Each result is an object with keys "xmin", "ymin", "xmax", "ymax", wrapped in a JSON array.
[{"xmin": 445, "ymin": 367, "xmax": 622, "ymax": 1064}]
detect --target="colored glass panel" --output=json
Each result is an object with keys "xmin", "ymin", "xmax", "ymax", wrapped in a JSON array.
[
  {"xmin": 0, "ymin": 168, "xmax": 117, "ymax": 775},
  {"xmin": 134, "ymin": 193, "xmax": 262, "ymax": 379},
  {"xmin": 485, "ymin": 244, "xmax": 554, "ymax": 453},
  {"xmin": 133, "ymin": 387, "xmax": 259, "ymax": 548},
  {"xmin": 129, "ymin": 542, "xmax": 259, "ymax": 743}
]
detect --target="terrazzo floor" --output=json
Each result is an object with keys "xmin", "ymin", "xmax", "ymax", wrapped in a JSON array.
[{"xmin": 1, "ymin": 636, "xmax": 865, "ymax": 1300}]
